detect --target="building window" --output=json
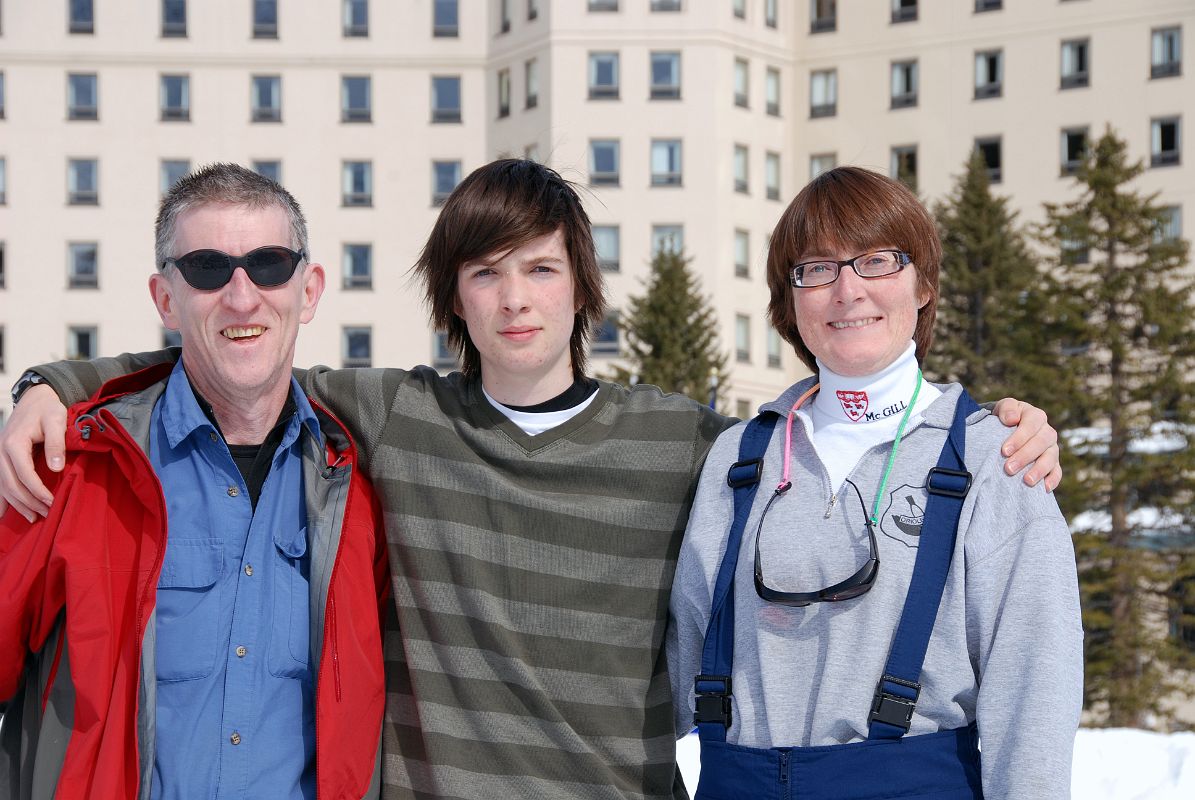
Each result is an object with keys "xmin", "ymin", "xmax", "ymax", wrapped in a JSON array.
[
  {"xmin": 162, "ymin": 328, "xmax": 183, "ymax": 349},
  {"xmin": 0, "ymin": 72, "xmax": 5, "ymax": 119},
  {"xmin": 344, "ymin": 0, "xmax": 368, "ymax": 36},
  {"xmin": 588, "ymin": 0, "xmax": 618, "ymax": 10},
  {"xmin": 160, "ymin": 74, "xmax": 190, "ymax": 121},
  {"xmin": 975, "ymin": 0, "xmax": 1001, "ymax": 11},
  {"xmin": 67, "ymin": 73, "xmax": 98, "ymax": 120},
  {"xmin": 431, "ymin": 76, "xmax": 462, "ymax": 122},
  {"xmin": 652, "ymin": 0, "xmax": 681, "ymax": 10},
  {"xmin": 733, "ymin": 144, "xmax": 749, "ymax": 193},
  {"xmin": 432, "ymin": 160, "xmax": 461, "ymax": 206},
  {"xmin": 1155, "ymin": 206, "xmax": 1182, "ymax": 244},
  {"xmin": 343, "ymin": 244, "xmax": 372, "ymax": 289},
  {"xmin": 735, "ymin": 314, "xmax": 750, "ymax": 363},
  {"xmin": 891, "ymin": 145, "xmax": 917, "ymax": 192},
  {"xmin": 0, "ymin": 158, "xmax": 6, "ymax": 204},
  {"xmin": 433, "ymin": 332, "xmax": 458, "ymax": 370},
  {"xmin": 253, "ymin": 160, "xmax": 281, "ymax": 183},
  {"xmin": 765, "ymin": 67, "xmax": 780, "ymax": 116},
  {"xmin": 161, "ymin": 159, "xmax": 190, "ymax": 194},
  {"xmin": 528, "ymin": 0, "xmax": 538, "ymax": 21},
  {"xmin": 765, "ymin": 0, "xmax": 777, "ymax": 29},
  {"xmin": 162, "ymin": 0, "xmax": 186, "ymax": 36},
  {"xmin": 434, "ymin": 0, "xmax": 459, "ymax": 37},
  {"xmin": 525, "ymin": 59, "xmax": 539, "ymax": 108},
  {"xmin": 68, "ymin": 326, "xmax": 98, "ymax": 360},
  {"xmin": 252, "ymin": 75, "xmax": 281, "ymax": 122},
  {"xmin": 499, "ymin": 0, "xmax": 511, "ymax": 32},
  {"xmin": 342, "ymin": 327, "xmax": 371, "ymax": 367},
  {"xmin": 67, "ymin": 158, "xmax": 98, "ymax": 205},
  {"xmin": 594, "ymin": 225, "xmax": 620, "ymax": 271},
  {"xmin": 1151, "ymin": 117, "xmax": 1181, "ymax": 167},
  {"xmin": 810, "ymin": 152, "xmax": 836, "ymax": 179},
  {"xmin": 810, "ymin": 69, "xmax": 836, "ymax": 117},
  {"xmin": 974, "ymin": 50, "xmax": 1003, "ymax": 99},
  {"xmin": 0, "ymin": 242, "xmax": 5, "ymax": 288},
  {"xmin": 975, "ymin": 137, "xmax": 1002, "ymax": 183},
  {"xmin": 811, "ymin": 0, "xmax": 835, "ymax": 33},
  {"xmin": 734, "ymin": 229, "xmax": 749, "ymax": 278},
  {"xmin": 650, "ymin": 52, "xmax": 681, "ymax": 99},
  {"xmin": 1061, "ymin": 39, "xmax": 1090, "ymax": 89},
  {"xmin": 524, "ymin": 143, "xmax": 540, "ymax": 162},
  {"xmin": 732, "ymin": 0, "xmax": 745, "ymax": 19},
  {"xmin": 0, "ymin": 327, "xmax": 5, "ymax": 375},
  {"xmin": 767, "ymin": 328, "xmax": 782, "ymax": 368},
  {"xmin": 651, "ymin": 139, "xmax": 682, "ymax": 187},
  {"xmin": 497, "ymin": 69, "xmax": 511, "ymax": 118},
  {"xmin": 589, "ymin": 52, "xmax": 620, "ymax": 100},
  {"xmin": 70, "ymin": 0, "xmax": 94, "ymax": 34},
  {"xmin": 589, "ymin": 140, "xmax": 620, "ymax": 186},
  {"xmin": 891, "ymin": 0, "xmax": 917, "ymax": 24},
  {"xmin": 342, "ymin": 160, "xmax": 373, "ymax": 206},
  {"xmin": 890, "ymin": 60, "xmax": 917, "ymax": 108},
  {"xmin": 734, "ymin": 58, "xmax": 749, "ymax": 108},
  {"xmin": 253, "ymin": 0, "xmax": 277, "ymax": 38},
  {"xmin": 341, "ymin": 75, "xmax": 370, "ymax": 122},
  {"xmin": 1060, "ymin": 128, "xmax": 1087, "ymax": 176},
  {"xmin": 652, "ymin": 225, "xmax": 683, "ymax": 255},
  {"xmin": 68, "ymin": 243, "xmax": 98, "ymax": 288},
  {"xmin": 1152, "ymin": 27, "xmax": 1181, "ymax": 79},
  {"xmin": 592, "ymin": 312, "xmax": 620, "ymax": 356},
  {"xmin": 765, "ymin": 151, "xmax": 780, "ymax": 200}
]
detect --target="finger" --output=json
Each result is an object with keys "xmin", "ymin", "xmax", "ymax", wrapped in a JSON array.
[
  {"xmin": 42, "ymin": 408, "xmax": 68, "ymax": 473},
  {"xmin": 999, "ymin": 402, "xmax": 1046, "ymax": 458},
  {"xmin": 7, "ymin": 445, "xmax": 53, "ymax": 515},
  {"xmin": 1044, "ymin": 463, "xmax": 1063, "ymax": 493},
  {"xmin": 0, "ymin": 461, "xmax": 47, "ymax": 521},
  {"xmin": 992, "ymin": 397, "xmax": 1021, "ymax": 426}
]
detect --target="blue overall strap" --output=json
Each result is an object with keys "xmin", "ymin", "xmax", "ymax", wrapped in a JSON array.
[
  {"xmin": 868, "ymin": 390, "xmax": 982, "ymax": 741},
  {"xmin": 695, "ymin": 412, "xmax": 779, "ymax": 744}
]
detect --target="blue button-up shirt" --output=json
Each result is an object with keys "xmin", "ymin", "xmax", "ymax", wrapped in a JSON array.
[{"xmin": 149, "ymin": 358, "xmax": 321, "ymax": 800}]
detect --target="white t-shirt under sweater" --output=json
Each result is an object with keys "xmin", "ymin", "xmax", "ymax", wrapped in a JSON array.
[
  {"xmin": 482, "ymin": 385, "xmax": 600, "ymax": 435},
  {"xmin": 795, "ymin": 341, "xmax": 941, "ymax": 494}
]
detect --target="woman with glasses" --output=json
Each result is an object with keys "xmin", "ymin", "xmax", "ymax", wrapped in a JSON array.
[{"xmin": 667, "ymin": 166, "xmax": 1082, "ymax": 799}]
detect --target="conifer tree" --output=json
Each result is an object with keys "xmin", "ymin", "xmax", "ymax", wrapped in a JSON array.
[
  {"xmin": 1042, "ymin": 127, "xmax": 1195, "ymax": 727},
  {"xmin": 606, "ymin": 248, "xmax": 728, "ymax": 408},
  {"xmin": 924, "ymin": 150, "xmax": 1078, "ymax": 409}
]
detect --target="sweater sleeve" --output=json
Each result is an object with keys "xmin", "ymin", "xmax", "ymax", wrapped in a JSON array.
[
  {"xmin": 667, "ymin": 424, "xmax": 744, "ymax": 739},
  {"xmin": 963, "ymin": 465, "xmax": 1084, "ymax": 799},
  {"xmin": 297, "ymin": 366, "xmax": 414, "ymax": 473},
  {"xmin": 30, "ymin": 348, "xmax": 180, "ymax": 405}
]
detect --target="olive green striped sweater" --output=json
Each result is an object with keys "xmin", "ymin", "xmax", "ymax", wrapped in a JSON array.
[{"xmin": 35, "ymin": 354, "xmax": 731, "ymax": 800}]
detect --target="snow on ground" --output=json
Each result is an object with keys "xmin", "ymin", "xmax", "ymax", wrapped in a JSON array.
[{"xmin": 677, "ymin": 727, "xmax": 1195, "ymax": 798}]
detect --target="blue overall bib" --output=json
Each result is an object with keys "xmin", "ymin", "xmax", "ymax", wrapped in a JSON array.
[{"xmin": 692, "ymin": 393, "xmax": 984, "ymax": 800}]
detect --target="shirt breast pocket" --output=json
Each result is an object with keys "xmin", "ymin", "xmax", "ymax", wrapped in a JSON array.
[
  {"xmin": 155, "ymin": 537, "xmax": 222, "ymax": 682},
  {"xmin": 268, "ymin": 526, "xmax": 312, "ymax": 680}
]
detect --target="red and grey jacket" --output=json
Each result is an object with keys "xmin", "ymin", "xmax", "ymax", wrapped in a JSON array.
[{"xmin": 0, "ymin": 363, "xmax": 388, "ymax": 799}]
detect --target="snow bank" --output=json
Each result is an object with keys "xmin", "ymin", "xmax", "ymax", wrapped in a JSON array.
[{"xmin": 677, "ymin": 727, "xmax": 1195, "ymax": 798}]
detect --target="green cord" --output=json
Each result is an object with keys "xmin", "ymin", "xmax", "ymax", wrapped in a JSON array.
[{"xmin": 868, "ymin": 369, "xmax": 923, "ymax": 525}]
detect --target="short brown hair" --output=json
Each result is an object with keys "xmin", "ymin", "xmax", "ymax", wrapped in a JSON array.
[
  {"xmin": 766, "ymin": 166, "xmax": 941, "ymax": 371},
  {"xmin": 155, "ymin": 162, "xmax": 307, "ymax": 268},
  {"xmin": 414, "ymin": 159, "xmax": 606, "ymax": 379}
]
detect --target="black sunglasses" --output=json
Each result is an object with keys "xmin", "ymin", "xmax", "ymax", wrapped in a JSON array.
[
  {"xmin": 162, "ymin": 246, "xmax": 306, "ymax": 290},
  {"xmin": 753, "ymin": 479, "xmax": 880, "ymax": 607}
]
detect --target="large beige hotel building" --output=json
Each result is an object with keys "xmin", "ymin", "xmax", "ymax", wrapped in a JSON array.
[{"xmin": 0, "ymin": 0, "xmax": 1190, "ymax": 425}]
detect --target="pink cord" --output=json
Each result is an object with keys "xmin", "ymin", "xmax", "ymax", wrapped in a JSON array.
[{"xmin": 780, "ymin": 384, "xmax": 820, "ymax": 489}]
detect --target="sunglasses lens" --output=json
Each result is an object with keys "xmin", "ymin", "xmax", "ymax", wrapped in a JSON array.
[
  {"xmin": 176, "ymin": 250, "xmax": 232, "ymax": 290},
  {"xmin": 246, "ymin": 247, "xmax": 300, "ymax": 287}
]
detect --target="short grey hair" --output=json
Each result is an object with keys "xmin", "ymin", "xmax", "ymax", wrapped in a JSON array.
[{"xmin": 155, "ymin": 162, "xmax": 309, "ymax": 269}]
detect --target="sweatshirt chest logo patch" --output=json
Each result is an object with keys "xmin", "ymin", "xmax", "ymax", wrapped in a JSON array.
[
  {"xmin": 879, "ymin": 484, "xmax": 927, "ymax": 548},
  {"xmin": 836, "ymin": 390, "xmax": 869, "ymax": 422}
]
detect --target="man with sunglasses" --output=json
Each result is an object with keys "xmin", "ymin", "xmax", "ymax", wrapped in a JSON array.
[
  {"xmin": 1, "ymin": 160, "xmax": 1061, "ymax": 800},
  {"xmin": 0, "ymin": 163, "xmax": 387, "ymax": 799}
]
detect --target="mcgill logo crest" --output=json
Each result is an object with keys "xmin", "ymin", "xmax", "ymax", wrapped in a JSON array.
[{"xmin": 836, "ymin": 390, "xmax": 869, "ymax": 422}]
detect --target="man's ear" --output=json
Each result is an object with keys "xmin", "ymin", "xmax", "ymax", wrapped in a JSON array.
[
  {"xmin": 149, "ymin": 272, "xmax": 180, "ymax": 330},
  {"xmin": 299, "ymin": 263, "xmax": 326, "ymax": 325}
]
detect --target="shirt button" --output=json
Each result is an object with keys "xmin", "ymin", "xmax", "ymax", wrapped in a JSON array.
[
  {"xmin": 209, "ymin": 431, "xmax": 218, "ymax": 442},
  {"xmin": 235, "ymin": 645, "xmax": 247, "ymax": 658},
  {"xmin": 230, "ymin": 732, "xmax": 242, "ymax": 745},
  {"xmin": 227, "ymin": 486, "xmax": 239, "ymax": 497},
  {"xmin": 244, "ymin": 564, "xmax": 254, "ymax": 576}
]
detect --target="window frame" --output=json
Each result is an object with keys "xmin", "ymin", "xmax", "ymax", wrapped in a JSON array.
[
  {"xmin": 431, "ymin": 75, "xmax": 463, "ymax": 123},
  {"xmin": 890, "ymin": 144, "xmax": 918, "ymax": 192},
  {"xmin": 589, "ymin": 139, "xmax": 621, "ymax": 186},
  {"xmin": 890, "ymin": 60, "xmax": 918, "ymax": 109},
  {"xmin": 650, "ymin": 139, "xmax": 683, "ymax": 187},
  {"xmin": 68, "ymin": 325, "xmax": 98, "ymax": 361},
  {"xmin": 588, "ymin": 52, "xmax": 620, "ymax": 100},
  {"xmin": 67, "ymin": 158, "xmax": 99, "ymax": 205},
  {"xmin": 1060, "ymin": 38, "xmax": 1090, "ymax": 89},
  {"xmin": 160, "ymin": 74, "xmax": 191, "ymax": 121},
  {"xmin": 593, "ymin": 225, "xmax": 620, "ymax": 272},
  {"xmin": 433, "ymin": 0, "xmax": 459, "ymax": 37},
  {"xmin": 1060, "ymin": 127, "xmax": 1087, "ymax": 176},
  {"xmin": 432, "ymin": 159, "xmax": 462, "ymax": 206},
  {"xmin": 734, "ymin": 228, "xmax": 750, "ymax": 278},
  {"xmin": 342, "ymin": 243, "xmax": 373, "ymax": 290},
  {"xmin": 252, "ymin": 0, "xmax": 278, "ymax": 38},
  {"xmin": 343, "ymin": 0, "xmax": 368, "ymax": 37},
  {"xmin": 69, "ymin": 0, "xmax": 95, "ymax": 34},
  {"xmin": 341, "ymin": 160, "xmax": 374, "ymax": 206},
  {"xmin": 342, "ymin": 326, "xmax": 372, "ymax": 368},
  {"xmin": 650, "ymin": 51, "xmax": 681, "ymax": 100},
  {"xmin": 1151, "ymin": 27, "xmax": 1182, "ymax": 79},
  {"xmin": 161, "ymin": 0, "xmax": 187, "ymax": 37},
  {"xmin": 68, "ymin": 242, "xmax": 99, "ymax": 289},
  {"xmin": 734, "ymin": 58, "xmax": 750, "ymax": 108},
  {"xmin": 160, "ymin": 159, "xmax": 190, "ymax": 194},
  {"xmin": 67, "ymin": 72, "xmax": 99, "ymax": 120},
  {"xmin": 974, "ymin": 49, "xmax": 1003, "ymax": 99},
  {"xmin": 810, "ymin": 0, "xmax": 836, "ymax": 34},
  {"xmin": 975, "ymin": 136, "xmax": 1002, "ymax": 183},
  {"xmin": 251, "ymin": 74, "xmax": 282, "ymax": 122},
  {"xmin": 1151, "ymin": 117, "xmax": 1181, "ymax": 167},
  {"xmin": 810, "ymin": 68, "xmax": 837, "ymax": 118}
]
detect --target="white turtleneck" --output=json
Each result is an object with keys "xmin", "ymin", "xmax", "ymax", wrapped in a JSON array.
[{"xmin": 794, "ymin": 341, "xmax": 941, "ymax": 493}]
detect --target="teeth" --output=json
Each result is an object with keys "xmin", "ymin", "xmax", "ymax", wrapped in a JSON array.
[
  {"xmin": 223, "ymin": 326, "xmax": 265, "ymax": 339},
  {"xmin": 831, "ymin": 318, "xmax": 878, "ymax": 330}
]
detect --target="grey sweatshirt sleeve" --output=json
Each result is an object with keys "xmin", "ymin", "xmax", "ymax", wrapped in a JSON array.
[
  {"xmin": 962, "ymin": 453, "xmax": 1084, "ymax": 799},
  {"xmin": 298, "ymin": 365, "xmax": 414, "ymax": 472},
  {"xmin": 31, "ymin": 348, "xmax": 180, "ymax": 405}
]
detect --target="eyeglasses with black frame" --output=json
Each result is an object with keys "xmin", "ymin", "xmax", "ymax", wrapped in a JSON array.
[
  {"xmin": 789, "ymin": 249, "xmax": 911, "ymax": 289},
  {"xmin": 162, "ymin": 246, "xmax": 307, "ymax": 291},
  {"xmin": 753, "ymin": 478, "xmax": 879, "ymax": 607}
]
